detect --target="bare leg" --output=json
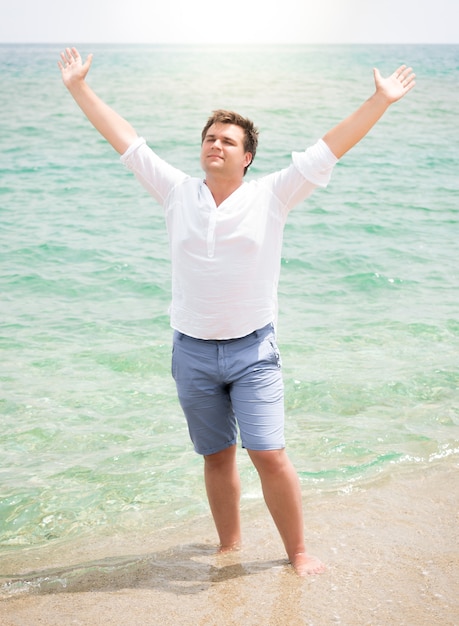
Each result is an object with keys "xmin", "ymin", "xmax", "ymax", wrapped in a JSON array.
[
  {"xmin": 247, "ymin": 448, "xmax": 325, "ymax": 576},
  {"xmin": 204, "ymin": 444, "xmax": 241, "ymax": 551}
]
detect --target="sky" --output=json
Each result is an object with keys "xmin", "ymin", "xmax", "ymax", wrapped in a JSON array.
[{"xmin": 0, "ymin": 0, "xmax": 457, "ymax": 44}]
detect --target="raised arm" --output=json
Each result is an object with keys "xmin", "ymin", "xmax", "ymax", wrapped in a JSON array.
[
  {"xmin": 58, "ymin": 47, "xmax": 138, "ymax": 155},
  {"xmin": 322, "ymin": 65, "xmax": 416, "ymax": 159}
]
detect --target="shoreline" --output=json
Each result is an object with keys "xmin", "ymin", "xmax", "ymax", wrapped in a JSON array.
[{"xmin": 1, "ymin": 464, "xmax": 458, "ymax": 625}]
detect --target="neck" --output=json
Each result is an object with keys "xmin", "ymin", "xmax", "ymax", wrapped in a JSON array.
[{"xmin": 204, "ymin": 175, "xmax": 244, "ymax": 207}]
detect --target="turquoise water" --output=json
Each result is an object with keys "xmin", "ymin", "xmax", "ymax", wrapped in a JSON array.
[{"xmin": 1, "ymin": 44, "xmax": 458, "ymax": 564}]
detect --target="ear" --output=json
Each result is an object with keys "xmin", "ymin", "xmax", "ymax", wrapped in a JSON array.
[{"xmin": 244, "ymin": 152, "xmax": 253, "ymax": 167}]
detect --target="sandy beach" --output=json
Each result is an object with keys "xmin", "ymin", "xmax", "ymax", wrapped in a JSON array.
[{"xmin": 1, "ymin": 464, "xmax": 458, "ymax": 626}]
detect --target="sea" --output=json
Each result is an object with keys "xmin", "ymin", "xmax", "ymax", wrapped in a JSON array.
[{"xmin": 0, "ymin": 43, "xmax": 458, "ymax": 593}]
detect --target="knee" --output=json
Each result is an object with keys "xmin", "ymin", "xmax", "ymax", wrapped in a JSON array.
[
  {"xmin": 248, "ymin": 448, "xmax": 290, "ymax": 476},
  {"xmin": 204, "ymin": 445, "xmax": 237, "ymax": 470}
]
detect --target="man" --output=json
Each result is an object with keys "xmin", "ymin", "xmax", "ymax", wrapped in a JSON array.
[{"xmin": 58, "ymin": 47, "xmax": 415, "ymax": 575}]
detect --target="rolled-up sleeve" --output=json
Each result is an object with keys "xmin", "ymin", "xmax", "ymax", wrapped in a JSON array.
[
  {"xmin": 292, "ymin": 139, "xmax": 338, "ymax": 188},
  {"xmin": 120, "ymin": 138, "xmax": 188, "ymax": 205}
]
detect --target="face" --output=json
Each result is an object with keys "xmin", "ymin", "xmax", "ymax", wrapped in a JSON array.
[{"xmin": 200, "ymin": 123, "xmax": 252, "ymax": 179}]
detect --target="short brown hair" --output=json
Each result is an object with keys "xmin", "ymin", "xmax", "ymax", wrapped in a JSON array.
[{"xmin": 201, "ymin": 109, "xmax": 259, "ymax": 175}]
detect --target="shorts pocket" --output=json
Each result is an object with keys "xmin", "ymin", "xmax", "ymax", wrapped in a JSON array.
[{"xmin": 269, "ymin": 340, "xmax": 282, "ymax": 368}]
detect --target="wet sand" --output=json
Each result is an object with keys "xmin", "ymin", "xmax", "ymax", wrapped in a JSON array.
[{"xmin": 1, "ymin": 464, "xmax": 458, "ymax": 625}]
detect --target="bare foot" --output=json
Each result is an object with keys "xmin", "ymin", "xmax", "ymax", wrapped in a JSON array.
[
  {"xmin": 217, "ymin": 542, "xmax": 241, "ymax": 554},
  {"xmin": 290, "ymin": 552, "xmax": 326, "ymax": 576}
]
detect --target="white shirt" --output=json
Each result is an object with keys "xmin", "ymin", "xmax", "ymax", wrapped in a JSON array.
[{"xmin": 121, "ymin": 137, "xmax": 338, "ymax": 339}]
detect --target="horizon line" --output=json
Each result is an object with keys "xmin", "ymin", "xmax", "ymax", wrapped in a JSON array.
[{"xmin": 1, "ymin": 40, "xmax": 457, "ymax": 46}]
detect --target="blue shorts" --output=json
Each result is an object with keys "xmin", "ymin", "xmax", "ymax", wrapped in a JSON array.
[{"xmin": 171, "ymin": 323, "xmax": 285, "ymax": 455}]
